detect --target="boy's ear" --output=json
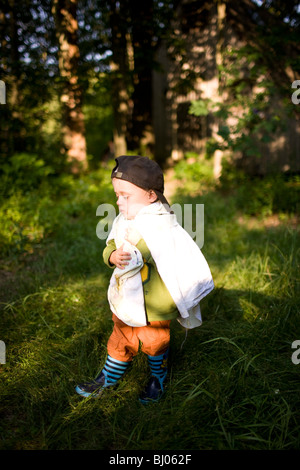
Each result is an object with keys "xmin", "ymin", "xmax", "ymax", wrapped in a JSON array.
[{"xmin": 149, "ymin": 190, "xmax": 158, "ymax": 202}]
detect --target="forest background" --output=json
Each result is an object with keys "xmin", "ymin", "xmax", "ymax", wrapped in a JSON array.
[{"xmin": 0, "ymin": 0, "xmax": 300, "ymax": 451}]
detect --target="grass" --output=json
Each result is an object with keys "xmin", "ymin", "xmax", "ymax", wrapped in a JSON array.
[{"xmin": 0, "ymin": 159, "xmax": 299, "ymax": 450}]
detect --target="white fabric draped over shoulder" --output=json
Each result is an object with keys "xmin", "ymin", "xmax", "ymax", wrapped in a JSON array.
[{"xmin": 106, "ymin": 202, "xmax": 214, "ymax": 328}]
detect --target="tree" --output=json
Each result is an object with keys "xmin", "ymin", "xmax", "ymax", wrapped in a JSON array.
[
  {"xmin": 0, "ymin": 0, "xmax": 23, "ymax": 156},
  {"xmin": 0, "ymin": 0, "xmax": 59, "ymax": 159},
  {"xmin": 126, "ymin": 0, "xmax": 155, "ymax": 152},
  {"xmin": 108, "ymin": 0, "xmax": 131, "ymax": 156},
  {"xmin": 184, "ymin": 0, "xmax": 300, "ymax": 176},
  {"xmin": 52, "ymin": 0, "xmax": 87, "ymax": 173},
  {"xmin": 103, "ymin": 0, "xmax": 176, "ymax": 161}
]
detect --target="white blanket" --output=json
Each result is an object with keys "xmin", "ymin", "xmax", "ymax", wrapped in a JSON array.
[{"xmin": 107, "ymin": 202, "xmax": 214, "ymax": 328}]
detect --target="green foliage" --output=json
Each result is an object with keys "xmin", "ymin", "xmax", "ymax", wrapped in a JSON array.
[
  {"xmin": 0, "ymin": 153, "xmax": 55, "ymax": 196},
  {"xmin": 83, "ymin": 75, "xmax": 114, "ymax": 167},
  {"xmin": 0, "ymin": 162, "xmax": 115, "ymax": 258},
  {"xmin": 189, "ymin": 45, "xmax": 295, "ymax": 162},
  {"xmin": 0, "ymin": 153, "xmax": 62, "ymax": 255},
  {"xmin": 173, "ymin": 153, "xmax": 215, "ymax": 194},
  {"xmin": 220, "ymin": 162, "xmax": 300, "ymax": 216},
  {"xmin": 189, "ymin": 100, "xmax": 210, "ymax": 117}
]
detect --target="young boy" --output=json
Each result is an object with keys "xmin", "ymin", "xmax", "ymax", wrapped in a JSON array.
[{"xmin": 75, "ymin": 155, "xmax": 214, "ymax": 403}]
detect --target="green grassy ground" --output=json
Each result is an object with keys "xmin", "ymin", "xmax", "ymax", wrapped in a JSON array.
[{"xmin": 0, "ymin": 162, "xmax": 299, "ymax": 450}]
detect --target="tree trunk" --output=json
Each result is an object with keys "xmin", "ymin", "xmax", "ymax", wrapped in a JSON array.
[
  {"xmin": 109, "ymin": 0, "xmax": 130, "ymax": 157},
  {"xmin": 127, "ymin": 0, "xmax": 154, "ymax": 153},
  {"xmin": 213, "ymin": 0, "xmax": 226, "ymax": 180},
  {"xmin": 4, "ymin": 0, "xmax": 24, "ymax": 155},
  {"xmin": 52, "ymin": 0, "xmax": 87, "ymax": 173}
]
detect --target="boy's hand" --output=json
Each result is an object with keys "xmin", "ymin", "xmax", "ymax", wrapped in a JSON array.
[
  {"xmin": 109, "ymin": 245, "xmax": 132, "ymax": 269},
  {"xmin": 125, "ymin": 227, "xmax": 142, "ymax": 246}
]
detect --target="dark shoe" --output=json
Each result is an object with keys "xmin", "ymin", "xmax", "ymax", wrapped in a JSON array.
[
  {"xmin": 75, "ymin": 372, "xmax": 109, "ymax": 398},
  {"xmin": 139, "ymin": 376, "xmax": 165, "ymax": 404}
]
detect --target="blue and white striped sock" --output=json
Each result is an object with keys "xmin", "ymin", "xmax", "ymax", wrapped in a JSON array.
[
  {"xmin": 147, "ymin": 350, "xmax": 168, "ymax": 386},
  {"xmin": 102, "ymin": 355, "xmax": 130, "ymax": 386}
]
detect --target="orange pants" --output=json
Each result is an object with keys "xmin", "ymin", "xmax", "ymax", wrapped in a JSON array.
[{"xmin": 107, "ymin": 314, "xmax": 171, "ymax": 362}]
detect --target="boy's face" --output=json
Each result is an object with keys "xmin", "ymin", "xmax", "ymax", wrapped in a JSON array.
[{"xmin": 112, "ymin": 178, "xmax": 157, "ymax": 219}]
